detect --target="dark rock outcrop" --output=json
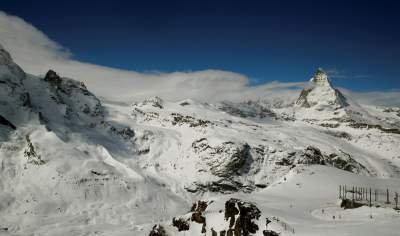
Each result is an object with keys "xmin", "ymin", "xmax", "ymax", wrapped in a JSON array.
[
  {"xmin": 275, "ymin": 146, "xmax": 368, "ymax": 175},
  {"xmin": 349, "ymin": 122, "xmax": 400, "ymax": 135},
  {"xmin": 171, "ymin": 113, "xmax": 212, "ymax": 127},
  {"xmin": 340, "ymin": 199, "xmax": 365, "ymax": 209},
  {"xmin": 191, "ymin": 200, "xmax": 208, "ymax": 224},
  {"xmin": 263, "ymin": 230, "xmax": 280, "ymax": 236},
  {"xmin": 326, "ymin": 151, "xmax": 368, "ymax": 174},
  {"xmin": 224, "ymin": 198, "xmax": 261, "ymax": 236},
  {"xmin": 186, "ymin": 179, "xmax": 255, "ymax": 194},
  {"xmin": 163, "ymin": 198, "xmax": 264, "ymax": 236},
  {"xmin": 192, "ymin": 138, "xmax": 252, "ymax": 178},
  {"xmin": 44, "ymin": 70, "xmax": 62, "ymax": 86},
  {"xmin": 0, "ymin": 115, "xmax": 16, "ymax": 130},
  {"xmin": 24, "ymin": 135, "xmax": 46, "ymax": 165},
  {"xmin": 0, "ymin": 45, "xmax": 26, "ymax": 79},
  {"xmin": 149, "ymin": 224, "xmax": 168, "ymax": 236},
  {"xmin": 297, "ymin": 146, "xmax": 325, "ymax": 165},
  {"xmin": 188, "ymin": 138, "xmax": 258, "ymax": 193},
  {"xmin": 296, "ymin": 88, "xmax": 312, "ymax": 108},
  {"xmin": 172, "ymin": 217, "xmax": 190, "ymax": 231},
  {"xmin": 219, "ymin": 101, "xmax": 276, "ymax": 119}
]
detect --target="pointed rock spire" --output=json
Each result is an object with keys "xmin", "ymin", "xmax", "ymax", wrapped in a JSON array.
[
  {"xmin": 44, "ymin": 69, "xmax": 62, "ymax": 86},
  {"xmin": 295, "ymin": 68, "xmax": 348, "ymax": 109},
  {"xmin": 310, "ymin": 68, "xmax": 331, "ymax": 86}
]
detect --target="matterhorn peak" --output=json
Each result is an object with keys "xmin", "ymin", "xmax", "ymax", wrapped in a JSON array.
[
  {"xmin": 310, "ymin": 68, "xmax": 332, "ymax": 87},
  {"xmin": 295, "ymin": 68, "xmax": 347, "ymax": 109}
]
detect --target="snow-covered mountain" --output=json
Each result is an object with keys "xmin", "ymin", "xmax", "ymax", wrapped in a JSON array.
[
  {"xmin": 291, "ymin": 68, "xmax": 399, "ymax": 130},
  {"xmin": 1, "ymin": 45, "xmax": 400, "ymax": 236},
  {"xmin": 295, "ymin": 68, "xmax": 348, "ymax": 109}
]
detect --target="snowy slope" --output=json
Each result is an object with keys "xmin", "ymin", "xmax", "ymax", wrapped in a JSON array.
[{"xmin": 0, "ymin": 45, "xmax": 400, "ymax": 236}]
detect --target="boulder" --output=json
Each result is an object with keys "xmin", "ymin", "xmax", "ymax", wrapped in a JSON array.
[
  {"xmin": 172, "ymin": 217, "xmax": 190, "ymax": 231},
  {"xmin": 44, "ymin": 70, "xmax": 62, "ymax": 86},
  {"xmin": 224, "ymin": 198, "xmax": 261, "ymax": 236},
  {"xmin": 149, "ymin": 224, "xmax": 168, "ymax": 236}
]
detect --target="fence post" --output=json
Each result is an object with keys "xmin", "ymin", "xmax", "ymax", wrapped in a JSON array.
[
  {"xmin": 363, "ymin": 188, "xmax": 365, "ymax": 201},
  {"xmin": 352, "ymin": 186, "xmax": 355, "ymax": 204},
  {"xmin": 362, "ymin": 187, "xmax": 364, "ymax": 201},
  {"xmin": 369, "ymin": 188, "xmax": 372, "ymax": 207},
  {"xmin": 395, "ymin": 192, "xmax": 398, "ymax": 209},
  {"xmin": 386, "ymin": 189, "xmax": 390, "ymax": 204},
  {"xmin": 364, "ymin": 188, "xmax": 367, "ymax": 201},
  {"xmin": 339, "ymin": 185, "xmax": 342, "ymax": 199},
  {"xmin": 361, "ymin": 187, "xmax": 363, "ymax": 201},
  {"xmin": 357, "ymin": 187, "xmax": 360, "ymax": 200},
  {"xmin": 375, "ymin": 189, "xmax": 377, "ymax": 202},
  {"xmin": 345, "ymin": 185, "xmax": 347, "ymax": 199},
  {"xmin": 365, "ymin": 188, "xmax": 367, "ymax": 201},
  {"xmin": 356, "ymin": 187, "xmax": 358, "ymax": 200}
]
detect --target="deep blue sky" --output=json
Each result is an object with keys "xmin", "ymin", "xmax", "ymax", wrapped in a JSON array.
[{"xmin": 1, "ymin": 0, "xmax": 400, "ymax": 91}]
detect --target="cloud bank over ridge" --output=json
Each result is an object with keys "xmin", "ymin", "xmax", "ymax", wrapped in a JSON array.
[{"xmin": 0, "ymin": 11, "xmax": 398, "ymax": 106}]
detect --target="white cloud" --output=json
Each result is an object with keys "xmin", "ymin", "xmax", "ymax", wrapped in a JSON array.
[
  {"xmin": 326, "ymin": 68, "xmax": 370, "ymax": 80},
  {"xmin": 341, "ymin": 89, "xmax": 400, "ymax": 107},
  {"xmin": 0, "ymin": 11, "xmax": 397, "ymax": 107},
  {"xmin": 1, "ymin": 11, "xmax": 299, "ymax": 103}
]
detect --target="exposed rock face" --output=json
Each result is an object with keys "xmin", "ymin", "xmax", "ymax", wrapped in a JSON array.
[
  {"xmin": 155, "ymin": 198, "xmax": 263, "ymax": 236},
  {"xmin": 310, "ymin": 68, "xmax": 331, "ymax": 86},
  {"xmin": 44, "ymin": 70, "xmax": 62, "ymax": 86},
  {"xmin": 210, "ymin": 143, "xmax": 251, "ymax": 177},
  {"xmin": 190, "ymin": 200, "xmax": 208, "ymax": 233},
  {"xmin": 219, "ymin": 101, "xmax": 276, "ymax": 119},
  {"xmin": 186, "ymin": 138, "xmax": 260, "ymax": 193},
  {"xmin": 297, "ymin": 146, "xmax": 326, "ymax": 165},
  {"xmin": 186, "ymin": 179, "xmax": 255, "ymax": 194},
  {"xmin": 24, "ymin": 135, "xmax": 46, "ymax": 165},
  {"xmin": 31, "ymin": 69, "xmax": 104, "ymax": 129},
  {"xmin": 275, "ymin": 146, "xmax": 368, "ymax": 175},
  {"xmin": 349, "ymin": 122, "xmax": 400, "ymax": 135},
  {"xmin": 0, "ymin": 45, "xmax": 25, "ymax": 80},
  {"xmin": 134, "ymin": 96, "xmax": 164, "ymax": 109},
  {"xmin": 149, "ymin": 224, "xmax": 168, "ymax": 236},
  {"xmin": 224, "ymin": 198, "xmax": 261, "ymax": 236},
  {"xmin": 192, "ymin": 139, "xmax": 252, "ymax": 178},
  {"xmin": 172, "ymin": 217, "xmax": 190, "ymax": 231},
  {"xmin": 0, "ymin": 115, "xmax": 16, "ymax": 130},
  {"xmin": 0, "ymin": 45, "xmax": 31, "ymax": 126},
  {"xmin": 339, "ymin": 199, "xmax": 365, "ymax": 209},
  {"xmin": 171, "ymin": 112, "xmax": 212, "ymax": 127},
  {"xmin": 191, "ymin": 200, "xmax": 208, "ymax": 224},
  {"xmin": 326, "ymin": 151, "xmax": 368, "ymax": 174},
  {"xmin": 295, "ymin": 68, "xmax": 348, "ymax": 109},
  {"xmin": 263, "ymin": 230, "xmax": 280, "ymax": 236}
]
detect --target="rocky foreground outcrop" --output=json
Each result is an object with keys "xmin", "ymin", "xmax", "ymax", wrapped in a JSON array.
[{"xmin": 150, "ymin": 198, "xmax": 280, "ymax": 236}]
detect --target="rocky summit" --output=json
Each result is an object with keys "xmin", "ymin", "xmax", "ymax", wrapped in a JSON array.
[{"xmin": 295, "ymin": 68, "xmax": 348, "ymax": 109}]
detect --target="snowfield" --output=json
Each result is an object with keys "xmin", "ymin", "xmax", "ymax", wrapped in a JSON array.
[{"xmin": 0, "ymin": 45, "xmax": 400, "ymax": 235}]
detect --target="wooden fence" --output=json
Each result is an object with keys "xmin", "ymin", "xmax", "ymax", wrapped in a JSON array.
[{"xmin": 339, "ymin": 185, "xmax": 399, "ymax": 209}]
